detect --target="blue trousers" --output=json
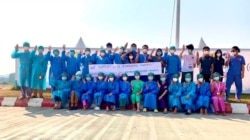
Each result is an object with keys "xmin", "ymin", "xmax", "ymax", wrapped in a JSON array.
[{"xmin": 226, "ymin": 75, "xmax": 242, "ymax": 101}]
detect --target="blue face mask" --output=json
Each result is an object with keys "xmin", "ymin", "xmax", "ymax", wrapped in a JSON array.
[
  {"xmin": 148, "ymin": 76, "xmax": 154, "ymax": 81},
  {"xmin": 61, "ymin": 77, "xmax": 67, "ymax": 81},
  {"xmin": 160, "ymin": 77, "xmax": 166, "ymax": 82},
  {"xmin": 53, "ymin": 52, "xmax": 59, "ymax": 57},
  {"xmin": 86, "ymin": 77, "xmax": 91, "ymax": 81},
  {"xmin": 185, "ymin": 78, "xmax": 191, "ymax": 82},
  {"xmin": 157, "ymin": 52, "xmax": 162, "ymax": 56},
  {"xmin": 38, "ymin": 49, "xmax": 43, "ymax": 53},
  {"xmin": 70, "ymin": 52, "xmax": 75, "ymax": 57},
  {"xmin": 75, "ymin": 76, "xmax": 81, "ymax": 81}
]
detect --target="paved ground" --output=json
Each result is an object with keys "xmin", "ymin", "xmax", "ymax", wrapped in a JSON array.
[{"xmin": 0, "ymin": 107, "xmax": 249, "ymax": 140}]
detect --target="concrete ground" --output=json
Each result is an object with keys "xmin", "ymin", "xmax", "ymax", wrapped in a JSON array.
[{"xmin": 0, "ymin": 107, "xmax": 249, "ymax": 140}]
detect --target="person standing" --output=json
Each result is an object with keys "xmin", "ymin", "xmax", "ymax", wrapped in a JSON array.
[
  {"xmin": 214, "ymin": 49, "xmax": 225, "ymax": 81},
  {"xmin": 30, "ymin": 46, "xmax": 48, "ymax": 98},
  {"xmin": 179, "ymin": 44, "xmax": 196, "ymax": 83},
  {"xmin": 11, "ymin": 42, "xmax": 32, "ymax": 99},
  {"xmin": 225, "ymin": 46, "xmax": 245, "ymax": 102}
]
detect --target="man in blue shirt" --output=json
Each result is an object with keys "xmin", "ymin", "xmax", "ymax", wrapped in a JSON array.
[{"xmin": 225, "ymin": 46, "xmax": 245, "ymax": 102}]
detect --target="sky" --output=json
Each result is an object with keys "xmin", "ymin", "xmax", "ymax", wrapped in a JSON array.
[{"xmin": 0, "ymin": 0, "xmax": 249, "ymax": 75}]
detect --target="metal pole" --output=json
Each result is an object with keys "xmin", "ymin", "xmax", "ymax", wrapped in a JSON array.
[{"xmin": 175, "ymin": 0, "xmax": 180, "ymax": 48}]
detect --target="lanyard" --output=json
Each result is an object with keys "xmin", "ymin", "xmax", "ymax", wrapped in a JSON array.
[{"xmin": 215, "ymin": 82, "xmax": 221, "ymax": 93}]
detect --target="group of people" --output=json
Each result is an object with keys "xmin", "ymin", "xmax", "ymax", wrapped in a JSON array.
[{"xmin": 11, "ymin": 42, "xmax": 245, "ymax": 115}]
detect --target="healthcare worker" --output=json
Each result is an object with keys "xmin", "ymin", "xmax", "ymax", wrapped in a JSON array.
[
  {"xmin": 30, "ymin": 46, "xmax": 48, "ymax": 98},
  {"xmin": 225, "ymin": 46, "xmax": 245, "ymax": 102},
  {"xmin": 158, "ymin": 73, "xmax": 168, "ymax": 114},
  {"xmin": 119, "ymin": 73, "xmax": 131, "ymax": 110},
  {"xmin": 112, "ymin": 46, "xmax": 129, "ymax": 64},
  {"xmin": 142, "ymin": 72, "xmax": 159, "ymax": 113},
  {"xmin": 93, "ymin": 72, "xmax": 107, "ymax": 110},
  {"xmin": 78, "ymin": 48, "xmax": 94, "ymax": 78},
  {"xmin": 181, "ymin": 73, "xmax": 196, "ymax": 115},
  {"xmin": 11, "ymin": 42, "xmax": 32, "ymax": 99},
  {"xmin": 168, "ymin": 74, "xmax": 182, "ymax": 114},
  {"xmin": 51, "ymin": 73, "xmax": 71, "ymax": 109},
  {"xmin": 195, "ymin": 74, "xmax": 211, "ymax": 115},
  {"xmin": 81, "ymin": 74, "xmax": 95, "ymax": 110},
  {"xmin": 92, "ymin": 48, "xmax": 111, "ymax": 64},
  {"xmin": 131, "ymin": 71, "xmax": 144, "ymax": 112},
  {"xmin": 104, "ymin": 73, "xmax": 119, "ymax": 111}
]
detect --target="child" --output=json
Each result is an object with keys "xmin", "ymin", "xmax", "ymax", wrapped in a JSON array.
[
  {"xmin": 51, "ymin": 73, "xmax": 71, "ymax": 109},
  {"xmin": 81, "ymin": 74, "xmax": 95, "ymax": 110},
  {"xmin": 181, "ymin": 73, "xmax": 196, "ymax": 115},
  {"xmin": 93, "ymin": 72, "xmax": 107, "ymax": 110},
  {"xmin": 195, "ymin": 74, "xmax": 211, "ymax": 115},
  {"xmin": 168, "ymin": 74, "xmax": 182, "ymax": 114},
  {"xmin": 158, "ymin": 73, "xmax": 168, "ymax": 114},
  {"xmin": 131, "ymin": 71, "xmax": 144, "ymax": 112},
  {"xmin": 104, "ymin": 73, "xmax": 119, "ymax": 111},
  {"xmin": 119, "ymin": 73, "xmax": 131, "ymax": 110},
  {"xmin": 69, "ymin": 71, "xmax": 84, "ymax": 110},
  {"xmin": 210, "ymin": 72, "xmax": 226, "ymax": 116},
  {"xmin": 142, "ymin": 72, "xmax": 159, "ymax": 113}
]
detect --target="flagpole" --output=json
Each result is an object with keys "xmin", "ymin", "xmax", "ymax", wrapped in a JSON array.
[{"xmin": 176, "ymin": 0, "xmax": 180, "ymax": 48}]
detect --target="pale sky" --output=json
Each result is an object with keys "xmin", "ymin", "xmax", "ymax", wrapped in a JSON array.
[{"xmin": 0, "ymin": 0, "xmax": 249, "ymax": 75}]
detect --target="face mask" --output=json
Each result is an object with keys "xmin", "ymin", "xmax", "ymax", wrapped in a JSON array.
[
  {"xmin": 129, "ymin": 56, "xmax": 133, "ymax": 59},
  {"xmin": 131, "ymin": 47, "xmax": 136, "ymax": 51},
  {"xmin": 143, "ymin": 49, "xmax": 148, "ymax": 53},
  {"xmin": 135, "ymin": 75, "xmax": 140, "ymax": 80},
  {"xmin": 107, "ymin": 48, "xmax": 112, "ymax": 51},
  {"xmin": 70, "ymin": 52, "xmax": 75, "ymax": 57},
  {"xmin": 198, "ymin": 78, "xmax": 203, "ymax": 82},
  {"xmin": 122, "ymin": 76, "xmax": 128, "ymax": 81},
  {"xmin": 109, "ymin": 77, "xmax": 114, "ymax": 82},
  {"xmin": 213, "ymin": 77, "xmax": 220, "ymax": 81},
  {"xmin": 61, "ymin": 77, "xmax": 67, "ymax": 81},
  {"xmin": 86, "ymin": 77, "xmax": 91, "ymax": 81},
  {"xmin": 38, "ymin": 49, "xmax": 43, "ymax": 53},
  {"xmin": 148, "ymin": 76, "xmax": 153, "ymax": 81},
  {"xmin": 204, "ymin": 51, "xmax": 209, "ymax": 55},
  {"xmin": 100, "ymin": 52, "xmax": 105, "ymax": 57},
  {"xmin": 98, "ymin": 76, "xmax": 103, "ymax": 80},
  {"xmin": 173, "ymin": 78, "xmax": 178, "ymax": 82},
  {"xmin": 156, "ymin": 52, "xmax": 162, "ymax": 56},
  {"xmin": 170, "ymin": 50, "xmax": 175, "ymax": 54},
  {"xmin": 185, "ymin": 78, "xmax": 191, "ymax": 82},
  {"xmin": 216, "ymin": 53, "xmax": 221, "ymax": 57},
  {"xmin": 231, "ymin": 51, "xmax": 236, "ymax": 56},
  {"xmin": 188, "ymin": 49, "xmax": 192, "ymax": 54},
  {"xmin": 160, "ymin": 77, "xmax": 166, "ymax": 82},
  {"xmin": 24, "ymin": 47, "xmax": 29, "ymax": 51},
  {"xmin": 53, "ymin": 52, "xmax": 59, "ymax": 57},
  {"xmin": 85, "ymin": 51, "xmax": 90, "ymax": 55},
  {"xmin": 75, "ymin": 76, "xmax": 81, "ymax": 81},
  {"xmin": 119, "ymin": 49, "xmax": 123, "ymax": 54}
]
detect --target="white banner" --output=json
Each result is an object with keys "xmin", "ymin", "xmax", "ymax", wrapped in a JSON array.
[{"xmin": 89, "ymin": 62, "xmax": 162, "ymax": 76}]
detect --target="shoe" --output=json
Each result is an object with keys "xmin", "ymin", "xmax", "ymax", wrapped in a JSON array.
[
  {"xmin": 69, "ymin": 107, "xmax": 74, "ymax": 110},
  {"xmin": 185, "ymin": 112, "xmax": 191, "ymax": 115},
  {"xmin": 143, "ymin": 108, "xmax": 147, "ymax": 112},
  {"xmin": 154, "ymin": 109, "xmax": 158, "ymax": 113}
]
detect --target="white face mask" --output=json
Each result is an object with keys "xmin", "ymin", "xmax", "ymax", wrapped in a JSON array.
[
  {"xmin": 109, "ymin": 77, "xmax": 114, "ymax": 82},
  {"xmin": 143, "ymin": 49, "xmax": 148, "ymax": 53},
  {"xmin": 100, "ymin": 52, "xmax": 105, "ymax": 57},
  {"xmin": 216, "ymin": 53, "xmax": 221, "ymax": 57},
  {"xmin": 24, "ymin": 47, "xmax": 29, "ymax": 51},
  {"xmin": 213, "ymin": 77, "xmax": 220, "ymax": 81},
  {"xmin": 135, "ymin": 75, "xmax": 140, "ymax": 80},
  {"xmin": 129, "ymin": 56, "xmax": 133, "ymax": 59},
  {"xmin": 231, "ymin": 51, "xmax": 236, "ymax": 56},
  {"xmin": 107, "ymin": 48, "xmax": 112, "ymax": 51},
  {"xmin": 122, "ymin": 77, "xmax": 128, "ymax": 81},
  {"xmin": 170, "ymin": 50, "xmax": 175, "ymax": 54},
  {"xmin": 198, "ymin": 78, "xmax": 203, "ymax": 82},
  {"xmin": 204, "ymin": 51, "xmax": 209, "ymax": 55},
  {"xmin": 98, "ymin": 76, "xmax": 103, "ymax": 80},
  {"xmin": 173, "ymin": 78, "xmax": 178, "ymax": 82},
  {"xmin": 85, "ymin": 51, "xmax": 90, "ymax": 55}
]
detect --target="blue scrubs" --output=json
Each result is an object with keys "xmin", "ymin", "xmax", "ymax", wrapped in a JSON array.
[
  {"xmin": 168, "ymin": 82, "xmax": 182, "ymax": 110},
  {"xmin": 11, "ymin": 49, "xmax": 32, "ymax": 97},
  {"xmin": 62, "ymin": 51, "xmax": 80, "ymax": 79},
  {"xmin": 143, "ymin": 81, "xmax": 159, "ymax": 110},
  {"xmin": 45, "ymin": 51, "xmax": 65, "ymax": 91},
  {"xmin": 104, "ymin": 81, "xmax": 119, "ymax": 105},
  {"xmin": 181, "ymin": 82, "xmax": 196, "ymax": 111},
  {"xmin": 78, "ymin": 54, "xmax": 94, "ymax": 78},
  {"xmin": 226, "ymin": 55, "xmax": 245, "ymax": 100},
  {"xmin": 92, "ymin": 54, "xmax": 111, "ymax": 64},
  {"xmin": 111, "ymin": 53, "xmax": 129, "ymax": 64},
  {"xmin": 81, "ymin": 80, "xmax": 96, "ymax": 105},
  {"xmin": 94, "ymin": 80, "xmax": 107, "ymax": 107},
  {"xmin": 70, "ymin": 80, "xmax": 84, "ymax": 100},
  {"xmin": 137, "ymin": 54, "xmax": 151, "ymax": 81},
  {"xmin": 119, "ymin": 81, "xmax": 131, "ymax": 107},
  {"xmin": 195, "ymin": 82, "xmax": 211, "ymax": 110},
  {"xmin": 30, "ymin": 50, "xmax": 48, "ymax": 90},
  {"xmin": 163, "ymin": 53, "xmax": 181, "ymax": 85},
  {"xmin": 51, "ymin": 79, "xmax": 71, "ymax": 107}
]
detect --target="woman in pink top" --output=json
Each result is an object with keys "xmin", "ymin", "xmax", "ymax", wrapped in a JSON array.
[{"xmin": 210, "ymin": 72, "xmax": 226, "ymax": 116}]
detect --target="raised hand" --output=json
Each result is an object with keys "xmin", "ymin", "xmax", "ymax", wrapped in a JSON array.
[
  {"xmin": 15, "ymin": 44, "xmax": 19, "ymax": 50},
  {"xmin": 137, "ymin": 48, "xmax": 141, "ymax": 54},
  {"xmin": 34, "ymin": 45, "xmax": 37, "ymax": 51},
  {"xmin": 62, "ymin": 44, "xmax": 66, "ymax": 51},
  {"xmin": 48, "ymin": 46, "xmax": 52, "ymax": 51},
  {"xmin": 182, "ymin": 44, "xmax": 186, "ymax": 51},
  {"xmin": 165, "ymin": 46, "xmax": 169, "ymax": 53},
  {"xmin": 151, "ymin": 48, "xmax": 155, "ymax": 55}
]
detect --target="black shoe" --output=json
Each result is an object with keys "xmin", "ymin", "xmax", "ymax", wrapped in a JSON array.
[
  {"xmin": 185, "ymin": 112, "xmax": 191, "ymax": 115},
  {"xmin": 69, "ymin": 107, "xmax": 74, "ymax": 110}
]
